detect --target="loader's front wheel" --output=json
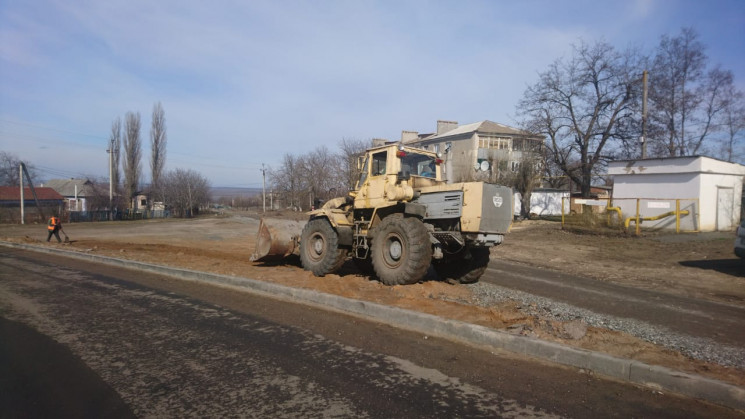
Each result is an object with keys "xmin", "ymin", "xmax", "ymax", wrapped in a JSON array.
[
  {"xmin": 372, "ymin": 216, "xmax": 432, "ymax": 285},
  {"xmin": 300, "ymin": 218, "xmax": 346, "ymax": 276}
]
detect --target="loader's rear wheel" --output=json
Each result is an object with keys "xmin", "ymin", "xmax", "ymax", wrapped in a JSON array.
[
  {"xmin": 372, "ymin": 216, "xmax": 432, "ymax": 285},
  {"xmin": 435, "ymin": 246, "xmax": 490, "ymax": 284},
  {"xmin": 300, "ymin": 218, "xmax": 346, "ymax": 276}
]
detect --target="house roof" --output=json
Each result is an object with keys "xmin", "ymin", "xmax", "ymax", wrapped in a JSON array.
[
  {"xmin": 413, "ymin": 120, "xmax": 542, "ymax": 143},
  {"xmin": 0, "ymin": 186, "xmax": 64, "ymax": 201},
  {"xmin": 43, "ymin": 178, "xmax": 97, "ymax": 197}
]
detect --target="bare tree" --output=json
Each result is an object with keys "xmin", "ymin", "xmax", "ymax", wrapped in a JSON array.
[
  {"xmin": 123, "ymin": 112, "xmax": 142, "ymax": 208},
  {"xmin": 299, "ymin": 145, "xmax": 345, "ymax": 206},
  {"xmin": 268, "ymin": 153, "xmax": 303, "ymax": 210},
  {"xmin": 517, "ymin": 40, "xmax": 642, "ymax": 197},
  {"xmin": 647, "ymin": 27, "xmax": 731, "ymax": 157},
  {"xmin": 0, "ymin": 151, "xmax": 38, "ymax": 186},
  {"xmin": 337, "ymin": 138, "xmax": 370, "ymax": 190},
  {"xmin": 509, "ymin": 153, "xmax": 544, "ymax": 219},
  {"xmin": 109, "ymin": 118, "xmax": 122, "ymax": 198},
  {"xmin": 162, "ymin": 168, "xmax": 211, "ymax": 218},
  {"xmin": 541, "ymin": 147, "xmax": 570, "ymax": 189},
  {"xmin": 718, "ymin": 82, "xmax": 745, "ymax": 162},
  {"xmin": 150, "ymin": 102, "xmax": 167, "ymax": 203}
]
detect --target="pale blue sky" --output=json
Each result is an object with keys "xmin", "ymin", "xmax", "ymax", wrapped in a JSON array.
[{"xmin": 1, "ymin": 0, "xmax": 743, "ymax": 187}]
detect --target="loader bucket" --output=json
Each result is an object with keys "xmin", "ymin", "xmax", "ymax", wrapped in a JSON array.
[{"xmin": 250, "ymin": 218, "xmax": 307, "ymax": 262}]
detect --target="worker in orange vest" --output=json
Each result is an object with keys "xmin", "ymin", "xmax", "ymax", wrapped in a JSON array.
[{"xmin": 47, "ymin": 215, "xmax": 62, "ymax": 243}]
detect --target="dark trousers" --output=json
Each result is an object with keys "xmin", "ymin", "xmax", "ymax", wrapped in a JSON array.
[{"xmin": 47, "ymin": 228, "xmax": 61, "ymax": 242}]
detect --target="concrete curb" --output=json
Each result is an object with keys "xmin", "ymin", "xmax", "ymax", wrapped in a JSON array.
[{"xmin": 3, "ymin": 241, "xmax": 744, "ymax": 411}]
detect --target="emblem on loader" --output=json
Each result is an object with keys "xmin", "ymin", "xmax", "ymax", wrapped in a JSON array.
[{"xmin": 492, "ymin": 195, "xmax": 503, "ymax": 207}]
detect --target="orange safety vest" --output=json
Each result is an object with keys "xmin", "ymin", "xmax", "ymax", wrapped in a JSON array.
[{"xmin": 48, "ymin": 217, "xmax": 59, "ymax": 231}]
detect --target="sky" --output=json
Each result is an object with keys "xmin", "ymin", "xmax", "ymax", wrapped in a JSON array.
[{"xmin": 1, "ymin": 0, "xmax": 744, "ymax": 188}]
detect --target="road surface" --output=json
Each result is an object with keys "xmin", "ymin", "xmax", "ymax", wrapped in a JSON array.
[
  {"xmin": 485, "ymin": 260, "xmax": 745, "ymax": 348},
  {"xmin": 0, "ymin": 248, "xmax": 738, "ymax": 418}
]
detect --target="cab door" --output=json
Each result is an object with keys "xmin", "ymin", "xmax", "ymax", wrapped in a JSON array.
[{"xmin": 355, "ymin": 150, "xmax": 389, "ymax": 209}]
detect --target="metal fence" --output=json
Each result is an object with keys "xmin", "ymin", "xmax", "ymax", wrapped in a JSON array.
[
  {"xmin": 561, "ymin": 197, "xmax": 700, "ymax": 234},
  {"xmin": 67, "ymin": 209, "xmax": 171, "ymax": 222}
]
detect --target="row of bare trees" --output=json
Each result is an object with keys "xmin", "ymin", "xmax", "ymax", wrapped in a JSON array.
[
  {"xmin": 517, "ymin": 27, "xmax": 744, "ymax": 198},
  {"xmin": 108, "ymin": 102, "xmax": 210, "ymax": 217},
  {"xmin": 268, "ymin": 138, "xmax": 369, "ymax": 211}
]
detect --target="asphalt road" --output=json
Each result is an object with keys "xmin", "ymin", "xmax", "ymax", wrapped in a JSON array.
[
  {"xmin": 484, "ymin": 260, "xmax": 745, "ymax": 348},
  {"xmin": 0, "ymin": 248, "xmax": 739, "ymax": 418}
]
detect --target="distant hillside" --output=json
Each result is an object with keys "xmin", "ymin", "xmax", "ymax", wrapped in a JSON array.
[{"xmin": 210, "ymin": 187, "xmax": 262, "ymax": 199}]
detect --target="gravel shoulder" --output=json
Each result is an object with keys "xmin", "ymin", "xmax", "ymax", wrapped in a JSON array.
[{"xmin": 2, "ymin": 212, "xmax": 743, "ymax": 387}]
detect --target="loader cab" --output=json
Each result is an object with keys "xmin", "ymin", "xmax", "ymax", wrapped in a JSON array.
[{"xmin": 355, "ymin": 145, "xmax": 442, "ymax": 209}]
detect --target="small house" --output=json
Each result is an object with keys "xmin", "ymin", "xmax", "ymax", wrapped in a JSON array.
[
  {"xmin": 43, "ymin": 178, "xmax": 100, "ymax": 212},
  {"xmin": 0, "ymin": 186, "xmax": 64, "ymax": 223}
]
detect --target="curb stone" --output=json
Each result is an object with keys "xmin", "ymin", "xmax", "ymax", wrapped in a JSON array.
[{"xmin": 2, "ymin": 241, "xmax": 744, "ymax": 411}]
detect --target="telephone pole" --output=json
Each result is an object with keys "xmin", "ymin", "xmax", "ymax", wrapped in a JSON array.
[
  {"xmin": 107, "ymin": 138, "xmax": 115, "ymax": 220},
  {"xmin": 641, "ymin": 70, "xmax": 648, "ymax": 159},
  {"xmin": 261, "ymin": 163, "xmax": 266, "ymax": 213},
  {"xmin": 20, "ymin": 163, "xmax": 24, "ymax": 224}
]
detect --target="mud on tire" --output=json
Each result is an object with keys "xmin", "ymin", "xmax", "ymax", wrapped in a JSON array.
[
  {"xmin": 299, "ymin": 218, "xmax": 347, "ymax": 276},
  {"xmin": 371, "ymin": 216, "xmax": 432, "ymax": 285}
]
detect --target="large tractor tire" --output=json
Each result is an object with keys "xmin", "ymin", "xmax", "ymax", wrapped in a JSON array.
[
  {"xmin": 299, "ymin": 218, "xmax": 347, "ymax": 276},
  {"xmin": 435, "ymin": 246, "xmax": 490, "ymax": 284},
  {"xmin": 371, "ymin": 216, "xmax": 432, "ymax": 285}
]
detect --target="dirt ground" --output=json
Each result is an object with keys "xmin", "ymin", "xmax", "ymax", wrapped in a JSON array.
[{"xmin": 2, "ymin": 211, "xmax": 743, "ymax": 387}]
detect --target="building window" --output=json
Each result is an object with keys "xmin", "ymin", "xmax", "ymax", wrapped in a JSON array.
[
  {"xmin": 511, "ymin": 161, "xmax": 521, "ymax": 172},
  {"xmin": 478, "ymin": 136, "xmax": 512, "ymax": 150}
]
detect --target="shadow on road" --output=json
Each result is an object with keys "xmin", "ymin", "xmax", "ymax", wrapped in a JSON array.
[
  {"xmin": 679, "ymin": 258, "xmax": 744, "ymax": 277},
  {"xmin": 0, "ymin": 317, "xmax": 135, "ymax": 418}
]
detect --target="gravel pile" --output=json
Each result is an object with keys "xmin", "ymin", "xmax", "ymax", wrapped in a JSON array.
[{"xmin": 467, "ymin": 282, "xmax": 745, "ymax": 369}]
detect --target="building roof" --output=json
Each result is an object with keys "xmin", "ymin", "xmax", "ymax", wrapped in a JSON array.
[
  {"xmin": 413, "ymin": 120, "xmax": 542, "ymax": 143},
  {"xmin": 608, "ymin": 155, "xmax": 745, "ymax": 176},
  {"xmin": 0, "ymin": 186, "xmax": 64, "ymax": 201},
  {"xmin": 43, "ymin": 178, "xmax": 97, "ymax": 197}
]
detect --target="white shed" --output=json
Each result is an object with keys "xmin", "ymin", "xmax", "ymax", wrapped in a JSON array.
[
  {"xmin": 608, "ymin": 156, "xmax": 745, "ymax": 232},
  {"xmin": 514, "ymin": 189, "xmax": 570, "ymax": 217}
]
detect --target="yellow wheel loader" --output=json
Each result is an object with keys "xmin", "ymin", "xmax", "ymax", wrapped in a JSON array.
[{"xmin": 251, "ymin": 143, "xmax": 513, "ymax": 285}]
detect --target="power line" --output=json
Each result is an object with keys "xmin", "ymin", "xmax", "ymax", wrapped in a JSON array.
[
  {"xmin": 34, "ymin": 165, "xmax": 98, "ymax": 179},
  {"xmin": 0, "ymin": 118, "xmax": 105, "ymax": 140}
]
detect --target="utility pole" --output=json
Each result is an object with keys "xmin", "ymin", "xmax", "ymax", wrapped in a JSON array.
[
  {"xmin": 261, "ymin": 163, "xmax": 266, "ymax": 213},
  {"xmin": 107, "ymin": 138, "xmax": 114, "ymax": 220},
  {"xmin": 20, "ymin": 162, "xmax": 44, "ymax": 221},
  {"xmin": 641, "ymin": 70, "xmax": 648, "ymax": 159},
  {"xmin": 19, "ymin": 163, "xmax": 24, "ymax": 224}
]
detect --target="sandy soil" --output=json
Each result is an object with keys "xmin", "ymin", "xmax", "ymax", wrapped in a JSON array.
[{"xmin": 2, "ymin": 211, "xmax": 743, "ymax": 387}]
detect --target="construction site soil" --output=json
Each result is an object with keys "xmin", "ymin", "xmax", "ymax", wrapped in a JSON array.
[{"xmin": 2, "ymin": 210, "xmax": 744, "ymax": 388}]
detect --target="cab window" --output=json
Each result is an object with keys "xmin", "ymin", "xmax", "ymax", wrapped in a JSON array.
[
  {"xmin": 356, "ymin": 156, "xmax": 369, "ymax": 188},
  {"xmin": 371, "ymin": 151, "xmax": 387, "ymax": 176}
]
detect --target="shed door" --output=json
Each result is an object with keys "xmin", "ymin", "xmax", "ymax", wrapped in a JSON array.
[{"xmin": 716, "ymin": 187, "xmax": 734, "ymax": 231}]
